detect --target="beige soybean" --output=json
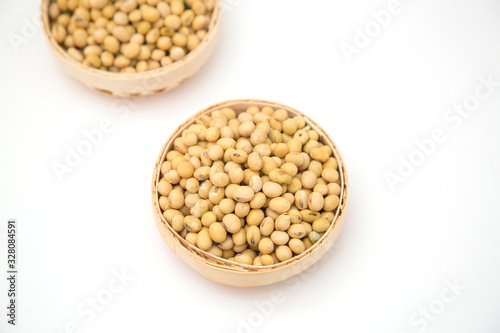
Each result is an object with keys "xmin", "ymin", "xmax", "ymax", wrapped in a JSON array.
[
  {"xmin": 310, "ymin": 147, "xmax": 331, "ymax": 163},
  {"xmin": 190, "ymin": 199, "xmax": 209, "ymax": 218},
  {"xmin": 222, "ymin": 249, "xmax": 235, "ymax": 259},
  {"xmin": 328, "ymin": 183, "xmax": 341, "ymax": 196},
  {"xmin": 294, "ymin": 190, "xmax": 308, "ymax": 210},
  {"xmin": 184, "ymin": 216, "xmax": 202, "ymax": 232},
  {"xmin": 301, "ymin": 171, "xmax": 317, "ymax": 189},
  {"xmin": 218, "ymin": 236, "xmax": 234, "ymax": 251},
  {"xmin": 222, "ymin": 214, "xmax": 241, "ymax": 233},
  {"xmin": 258, "ymin": 237, "xmax": 274, "ymax": 255},
  {"xmin": 281, "ymin": 162, "xmax": 298, "ymax": 177},
  {"xmin": 208, "ymin": 186, "xmax": 224, "ymax": 204},
  {"xmin": 194, "ymin": 166, "xmax": 210, "ymax": 180},
  {"xmin": 302, "ymin": 238, "xmax": 314, "ymax": 250},
  {"xmin": 269, "ymin": 197, "xmax": 291, "ymax": 214},
  {"xmin": 249, "ymin": 175, "xmax": 262, "ymax": 193},
  {"xmin": 261, "ymin": 254, "xmax": 274, "ymax": 266},
  {"xmin": 283, "ymin": 118, "xmax": 298, "ymax": 135},
  {"xmin": 269, "ymin": 168, "xmax": 292, "ymax": 185},
  {"xmin": 287, "ymin": 224, "xmax": 306, "ymax": 239},
  {"xmin": 243, "ymin": 169, "xmax": 258, "ymax": 185},
  {"xmin": 231, "ymin": 150, "xmax": 248, "ymax": 164},
  {"xmin": 171, "ymin": 1, "xmax": 185, "ymax": 15},
  {"xmin": 201, "ymin": 211, "xmax": 217, "ymax": 227},
  {"xmin": 233, "ymin": 186, "xmax": 254, "ymax": 202},
  {"xmin": 294, "ymin": 130, "xmax": 308, "ymax": 145},
  {"xmin": 321, "ymin": 212, "xmax": 334, "ymax": 223},
  {"xmin": 226, "ymin": 166, "xmax": 242, "ymax": 183},
  {"xmin": 52, "ymin": 24, "xmax": 67, "ymax": 43},
  {"xmin": 232, "ymin": 243, "xmax": 248, "ymax": 253},
  {"xmin": 308, "ymin": 192, "xmax": 324, "ymax": 211},
  {"xmin": 270, "ymin": 231, "xmax": 289, "ymax": 245},
  {"xmin": 313, "ymin": 183, "xmax": 328, "ymax": 196},
  {"xmin": 67, "ymin": 47, "xmax": 84, "ymax": 61},
  {"xmin": 208, "ymin": 222, "xmax": 226, "ymax": 243},
  {"xmin": 185, "ymin": 193, "xmax": 199, "ymax": 208},
  {"xmin": 224, "ymin": 184, "xmax": 238, "ymax": 199},
  {"xmin": 282, "ymin": 192, "xmax": 294, "ymax": 204},
  {"xmin": 324, "ymin": 157, "xmax": 338, "ymax": 170},
  {"xmin": 185, "ymin": 232, "xmax": 197, "ymax": 245},
  {"xmin": 239, "ymin": 121, "xmax": 255, "ymax": 137},
  {"xmin": 198, "ymin": 180, "xmax": 212, "ymax": 198},
  {"xmin": 196, "ymin": 228, "xmax": 212, "ymax": 250},
  {"xmin": 170, "ymin": 46, "xmax": 186, "ymax": 61},
  {"xmin": 259, "ymin": 217, "xmax": 274, "ymax": 236},
  {"xmin": 308, "ymin": 160, "xmax": 323, "ymax": 177},
  {"xmin": 322, "ymin": 168, "xmax": 339, "ymax": 183},
  {"xmin": 323, "ymin": 195, "xmax": 340, "ymax": 212},
  {"xmin": 211, "ymin": 172, "xmax": 229, "ymax": 187},
  {"xmin": 159, "ymin": 196, "xmax": 170, "ymax": 211},
  {"xmin": 157, "ymin": 180, "xmax": 173, "ymax": 196},
  {"xmin": 276, "ymin": 245, "xmax": 293, "ymax": 262},
  {"xmin": 165, "ymin": 170, "xmax": 180, "ymax": 184},
  {"xmin": 265, "ymin": 207, "xmax": 279, "ymax": 220},
  {"xmin": 234, "ymin": 202, "xmax": 250, "ymax": 217},
  {"xmin": 232, "ymin": 229, "xmax": 246, "ymax": 246},
  {"xmin": 219, "ymin": 198, "xmax": 235, "ymax": 214},
  {"xmin": 289, "ymin": 239, "xmax": 306, "ymax": 254},
  {"xmin": 168, "ymin": 189, "xmax": 184, "ymax": 208},
  {"xmin": 288, "ymin": 177, "xmax": 302, "ymax": 193},
  {"xmin": 262, "ymin": 181, "xmax": 282, "ymax": 198},
  {"xmin": 246, "ymin": 209, "xmax": 264, "ymax": 226},
  {"xmin": 288, "ymin": 209, "xmax": 302, "ymax": 224},
  {"xmin": 171, "ymin": 214, "xmax": 184, "ymax": 232},
  {"xmin": 300, "ymin": 222, "xmax": 312, "ymax": 236},
  {"xmin": 249, "ymin": 192, "xmax": 266, "ymax": 209},
  {"xmin": 177, "ymin": 161, "xmax": 195, "ymax": 178},
  {"xmin": 234, "ymin": 253, "xmax": 253, "ymax": 265},
  {"xmin": 206, "ymin": 245, "xmax": 223, "ymax": 257},
  {"xmin": 246, "ymin": 226, "xmax": 261, "ymax": 247},
  {"xmin": 274, "ymin": 214, "xmax": 291, "ymax": 231},
  {"xmin": 208, "ymin": 144, "xmax": 223, "ymax": 161},
  {"xmin": 284, "ymin": 153, "xmax": 304, "ymax": 168},
  {"xmin": 186, "ymin": 178, "xmax": 200, "ymax": 193},
  {"xmin": 253, "ymin": 256, "xmax": 263, "ymax": 266}
]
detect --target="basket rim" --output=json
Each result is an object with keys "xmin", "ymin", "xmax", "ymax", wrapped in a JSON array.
[
  {"xmin": 151, "ymin": 99, "xmax": 349, "ymax": 273},
  {"xmin": 40, "ymin": 0, "xmax": 223, "ymax": 81}
]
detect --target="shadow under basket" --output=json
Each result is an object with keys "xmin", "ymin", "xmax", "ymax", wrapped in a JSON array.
[
  {"xmin": 40, "ymin": 0, "xmax": 222, "ymax": 97},
  {"xmin": 152, "ymin": 99, "xmax": 349, "ymax": 287}
]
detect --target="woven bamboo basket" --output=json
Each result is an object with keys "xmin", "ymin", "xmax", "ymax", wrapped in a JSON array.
[
  {"xmin": 152, "ymin": 99, "xmax": 349, "ymax": 287},
  {"xmin": 40, "ymin": 0, "xmax": 222, "ymax": 97}
]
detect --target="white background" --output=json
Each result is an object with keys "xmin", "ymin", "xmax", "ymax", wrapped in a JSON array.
[{"xmin": 1, "ymin": 0, "xmax": 500, "ymax": 332}]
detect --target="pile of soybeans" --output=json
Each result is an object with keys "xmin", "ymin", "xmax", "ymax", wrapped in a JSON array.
[
  {"xmin": 48, "ymin": 0, "xmax": 215, "ymax": 72},
  {"xmin": 157, "ymin": 106, "xmax": 341, "ymax": 266}
]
